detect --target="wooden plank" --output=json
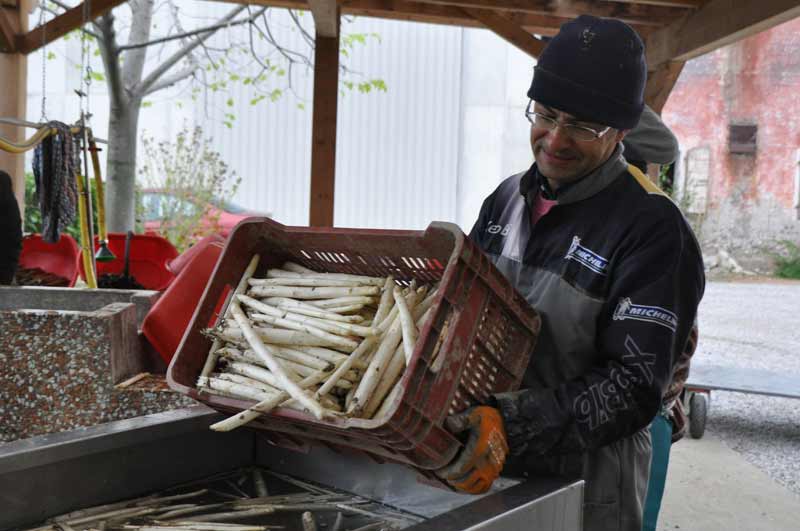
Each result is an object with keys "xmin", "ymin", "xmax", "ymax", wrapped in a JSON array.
[
  {"xmin": 19, "ymin": 0, "xmax": 127, "ymax": 55},
  {"xmin": 309, "ymin": 26, "xmax": 340, "ymax": 227},
  {"xmin": 462, "ymin": 7, "xmax": 545, "ymax": 58},
  {"xmin": 644, "ymin": 60, "xmax": 684, "ymax": 113},
  {"xmin": 0, "ymin": 3, "xmax": 26, "ymax": 219},
  {"xmin": 646, "ymin": 0, "xmax": 800, "ymax": 69},
  {"xmin": 602, "ymin": 0, "xmax": 705, "ymax": 7},
  {"xmin": 340, "ymin": 0, "xmax": 572, "ymax": 35},
  {"xmin": 308, "ymin": 0, "xmax": 338, "ymax": 37},
  {"xmin": 415, "ymin": 0, "xmax": 690, "ymax": 25},
  {"xmin": 0, "ymin": 6, "xmax": 19, "ymax": 52}
]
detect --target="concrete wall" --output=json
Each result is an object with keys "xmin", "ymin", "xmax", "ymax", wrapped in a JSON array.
[
  {"xmin": 664, "ymin": 17, "xmax": 800, "ymax": 270},
  {"xmin": 0, "ymin": 289, "xmax": 192, "ymax": 443}
]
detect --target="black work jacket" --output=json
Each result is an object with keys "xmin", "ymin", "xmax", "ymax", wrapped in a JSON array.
[{"xmin": 469, "ymin": 147, "xmax": 705, "ymax": 466}]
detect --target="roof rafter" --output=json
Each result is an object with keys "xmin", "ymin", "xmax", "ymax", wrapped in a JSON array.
[
  {"xmin": 308, "ymin": 0, "xmax": 339, "ymax": 37},
  {"xmin": 413, "ymin": 0, "xmax": 690, "ymax": 26},
  {"xmin": 0, "ymin": 6, "xmax": 19, "ymax": 52},
  {"xmin": 646, "ymin": 0, "xmax": 800, "ymax": 69},
  {"xmin": 463, "ymin": 7, "xmax": 545, "ymax": 58},
  {"xmin": 19, "ymin": 0, "xmax": 128, "ymax": 55}
]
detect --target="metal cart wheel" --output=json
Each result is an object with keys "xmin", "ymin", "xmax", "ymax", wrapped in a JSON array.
[{"xmin": 689, "ymin": 392, "xmax": 708, "ymax": 439}]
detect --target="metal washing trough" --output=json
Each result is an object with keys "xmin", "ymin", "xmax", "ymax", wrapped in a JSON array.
[{"xmin": 0, "ymin": 406, "xmax": 583, "ymax": 531}]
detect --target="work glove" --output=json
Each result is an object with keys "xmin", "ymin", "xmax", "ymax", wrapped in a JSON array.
[{"xmin": 435, "ymin": 406, "xmax": 509, "ymax": 494}]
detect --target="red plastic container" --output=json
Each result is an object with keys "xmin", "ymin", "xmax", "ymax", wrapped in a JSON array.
[
  {"xmin": 18, "ymin": 234, "xmax": 82, "ymax": 287},
  {"xmin": 80, "ymin": 233, "xmax": 179, "ymax": 291},
  {"xmin": 142, "ymin": 239, "xmax": 225, "ymax": 364},
  {"xmin": 166, "ymin": 233, "xmax": 226, "ymax": 276},
  {"xmin": 167, "ymin": 218, "xmax": 541, "ymax": 479}
]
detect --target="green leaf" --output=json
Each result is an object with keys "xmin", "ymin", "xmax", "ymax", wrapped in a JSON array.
[
  {"xmin": 46, "ymin": 51, "xmax": 56, "ymax": 60},
  {"xmin": 141, "ymin": 101, "xmax": 153, "ymax": 108},
  {"xmin": 90, "ymin": 71, "xmax": 105, "ymax": 82},
  {"xmin": 276, "ymin": 69, "xmax": 285, "ymax": 76},
  {"xmin": 269, "ymin": 89, "xmax": 282, "ymax": 102},
  {"xmin": 371, "ymin": 79, "xmax": 387, "ymax": 91},
  {"xmin": 224, "ymin": 121, "xmax": 233, "ymax": 129},
  {"xmin": 230, "ymin": 74, "xmax": 240, "ymax": 82},
  {"xmin": 226, "ymin": 98, "xmax": 234, "ymax": 107},
  {"xmin": 358, "ymin": 82, "xmax": 371, "ymax": 93},
  {"xmin": 243, "ymin": 77, "xmax": 252, "ymax": 85},
  {"xmin": 297, "ymin": 102, "xmax": 305, "ymax": 110},
  {"xmin": 250, "ymin": 95, "xmax": 265, "ymax": 106},
  {"xmin": 225, "ymin": 113, "xmax": 236, "ymax": 121},
  {"xmin": 343, "ymin": 81, "xmax": 354, "ymax": 90}
]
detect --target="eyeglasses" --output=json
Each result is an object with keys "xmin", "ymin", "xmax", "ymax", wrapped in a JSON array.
[{"xmin": 524, "ymin": 101, "xmax": 611, "ymax": 142}]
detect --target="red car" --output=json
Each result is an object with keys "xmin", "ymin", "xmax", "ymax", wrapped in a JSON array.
[{"xmin": 140, "ymin": 189, "xmax": 266, "ymax": 237}]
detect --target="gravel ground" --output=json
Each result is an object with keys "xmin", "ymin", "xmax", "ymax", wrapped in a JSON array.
[{"xmin": 694, "ymin": 279, "xmax": 800, "ymax": 496}]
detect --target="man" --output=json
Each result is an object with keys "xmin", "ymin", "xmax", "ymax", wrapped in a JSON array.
[
  {"xmin": 436, "ymin": 15, "xmax": 705, "ymax": 531},
  {"xmin": 0, "ymin": 170, "xmax": 22, "ymax": 284}
]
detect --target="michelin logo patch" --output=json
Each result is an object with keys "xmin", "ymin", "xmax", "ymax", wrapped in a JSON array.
[
  {"xmin": 613, "ymin": 298, "xmax": 678, "ymax": 332},
  {"xmin": 565, "ymin": 236, "xmax": 608, "ymax": 275}
]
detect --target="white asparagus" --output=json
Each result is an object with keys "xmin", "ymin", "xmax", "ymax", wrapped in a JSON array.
[
  {"xmin": 230, "ymin": 303, "xmax": 327, "ymax": 419},
  {"xmin": 362, "ymin": 343, "xmax": 406, "ymax": 419},
  {"xmin": 201, "ymin": 255, "xmax": 261, "ymax": 378},
  {"xmin": 282, "ymin": 261, "xmax": 317, "ymax": 274},
  {"xmin": 374, "ymin": 379, "xmax": 403, "ymax": 420},
  {"xmin": 307, "ymin": 296, "xmax": 376, "ymax": 308},
  {"xmin": 249, "ymin": 277, "xmax": 366, "ymax": 287},
  {"xmin": 224, "ymin": 360, "xmax": 354, "ymax": 390},
  {"xmin": 273, "ymin": 303, "xmax": 364, "ymax": 323},
  {"xmin": 393, "ymin": 286, "xmax": 418, "ymax": 365},
  {"xmin": 219, "ymin": 346, "xmax": 333, "ymax": 372},
  {"xmin": 318, "ymin": 304, "xmax": 366, "ymax": 314},
  {"xmin": 248, "ymin": 312, "xmax": 359, "ymax": 350},
  {"xmin": 314, "ymin": 335, "xmax": 378, "ymax": 399},
  {"xmin": 220, "ymin": 326, "xmax": 355, "ymax": 351},
  {"xmin": 372, "ymin": 276, "xmax": 395, "ymax": 325},
  {"xmin": 261, "ymin": 296, "xmax": 323, "ymax": 313},
  {"xmin": 201, "ymin": 377, "xmax": 274, "ymax": 402},
  {"xmin": 349, "ymin": 316, "xmax": 405, "ymax": 416},
  {"xmin": 214, "ymin": 372, "xmax": 282, "ymax": 394},
  {"xmin": 293, "ymin": 315, "xmax": 377, "ymax": 338},
  {"xmin": 363, "ymin": 308, "xmax": 431, "ymax": 419},
  {"xmin": 248, "ymin": 286, "xmax": 379, "ymax": 299},
  {"xmin": 210, "ymin": 366, "xmax": 336, "ymax": 431},
  {"xmin": 270, "ymin": 267, "xmax": 385, "ymax": 286},
  {"xmin": 239, "ymin": 294, "xmax": 375, "ymax": 338}
]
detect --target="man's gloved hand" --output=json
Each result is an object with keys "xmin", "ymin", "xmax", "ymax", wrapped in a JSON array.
[{"xmin": 435, "ymin": 406, "xmax": 509, "ymax": 494}]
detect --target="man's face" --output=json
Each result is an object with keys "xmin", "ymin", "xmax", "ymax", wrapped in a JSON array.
[{"xmin": 530, "ymin": 103, "xmax": 627, "ymax": 188}]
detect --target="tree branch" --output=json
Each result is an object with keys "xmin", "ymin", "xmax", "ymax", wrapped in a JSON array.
[
  {"xmin": 133, "ymin": 4, "xmax": 251, "ymax": 97},
  {"xmin": 94, "ymin": 13, "xmax": 126, "ymax": 109},
  {"xmin": 142, "ymin": 66, "xmax": 196, "ymax": 95},
  {"xmin": 117, "ymin": 12, "xmax": 264, "ymax": 52}
]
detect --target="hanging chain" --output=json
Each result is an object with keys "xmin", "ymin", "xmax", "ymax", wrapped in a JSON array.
[{"xmin": 38, "ymin": 1, "xmax": 48, "ymax": 121}]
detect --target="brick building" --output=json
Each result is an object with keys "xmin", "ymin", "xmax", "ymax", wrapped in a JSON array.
[{"xmin": 663, "ymin": 18, "xmax": 800, "ymax": 272}]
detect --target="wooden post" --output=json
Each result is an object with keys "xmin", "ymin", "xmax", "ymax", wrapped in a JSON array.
[
  {"xmin": 308, "ymin": 18, "xmax": 340, "ymax": 227},
  {"xmin": 0, "ymin": 1, "xmax": 27, "ymax": 217}
]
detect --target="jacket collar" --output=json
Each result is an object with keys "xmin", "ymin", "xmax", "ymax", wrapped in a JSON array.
[{"xmin": 519, "ymin": 145, "xmax": 628, "ymax": 205}]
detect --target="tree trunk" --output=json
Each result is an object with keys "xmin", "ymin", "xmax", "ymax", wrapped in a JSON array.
[{"xmin": 106, "ymin": 98, "xmax": 141, "ymax": 233}]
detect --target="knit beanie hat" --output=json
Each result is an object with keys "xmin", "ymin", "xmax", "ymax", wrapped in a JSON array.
[{"xmin": 528, "ymin": 15, "xmax": 647, "ymax": 130}]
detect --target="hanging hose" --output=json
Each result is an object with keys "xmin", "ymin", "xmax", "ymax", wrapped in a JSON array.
[
  {"xmin": 89, "ymin": 134, "xmax": 114, "ymax": 262},
  {"xmin": 76, "ymin": 171, "xmax": 97, "ymax": 288},
  {"xmin": 0, "ymin": 125, "xmax": 56, "ymax": 154}
]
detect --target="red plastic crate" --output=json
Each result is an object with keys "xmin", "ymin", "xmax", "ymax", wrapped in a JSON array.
[
  {"xmin": 167, "ymin": 218, "xmax": 540, "ymax": 477},
  {"xmin": 19, "ymin": 234, "xmax": 82, "ymax": 286},
  {"xmin": 79, "ymin": 233, "xmax": 179, "ymax": 291}
]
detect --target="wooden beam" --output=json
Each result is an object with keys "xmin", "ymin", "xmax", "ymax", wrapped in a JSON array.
[
  {"xmin": 0, "ymin": 0, "xmax": 26, "ymax": 219},
  {"xmin": 18, "ymin": 0, "xmax": 127, "ymax": 55},
  {"xmin": 602, "ymin": 0, "xmax": 705, "ymax": 7},
  {"xmin": 309, "ymin": 24, "xmax": 340, "ymax": 227},
  {"xmin": 644, "ymin": 60, "xmax": 684, "ymax": 113},
  {"xmin": 462, "ymin": 7, "xmax": 545, "ymax": 58},
  {"xmin": 646, "ymin": 0, "xmax": 800, "ymax": 69},
  {"xmin": 415, "ymin": 0, "xmax": 690, "ymax": 26},
  {"xmin": 308, "ymin": 0, "xmax": 338, "ymax": 37},
  {"xmin": 0, "ymin": 6, "xmax": 19, "ymax": 52},
  {"xmin": 340, "ymin": 0, "xmax": 577, "ymax": 35}
]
